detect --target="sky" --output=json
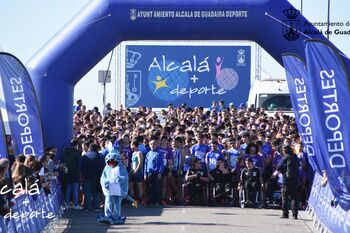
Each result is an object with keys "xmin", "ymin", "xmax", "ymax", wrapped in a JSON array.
[{"xmin": 0, "ymin": 0, "xmax": 349, "ymax": 110}]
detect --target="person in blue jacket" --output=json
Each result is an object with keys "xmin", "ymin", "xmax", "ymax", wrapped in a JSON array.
[
  {"xmin": 144, "ymin": 140, "xmax": 164, "ymax": 205},
  {"xmin": 98, "ymin": 148, "xmax": 129, "ymax": 225}
]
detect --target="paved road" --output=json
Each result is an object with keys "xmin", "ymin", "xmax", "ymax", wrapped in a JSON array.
[{"xmin": 54, "ymin": 207, "xmax": 317, "ymax": 233}]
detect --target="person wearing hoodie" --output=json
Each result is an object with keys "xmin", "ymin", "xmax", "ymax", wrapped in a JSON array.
[
  {"xmin": 80, "ymin": 143, "xmax": 104, "ymax": 210},
  {"xmin": 62, "ymin": 139, "xmax": 83, "ymax": 209},
  {"xmin": 98, "ymin": 149, "xmax": 129, "ymax": 225}
]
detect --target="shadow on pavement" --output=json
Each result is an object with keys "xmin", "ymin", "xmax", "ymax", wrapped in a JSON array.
[
  {"xmin": 143, "ymin": 221, "xmax": 229, "ymax": 226},
  {"xmin": 212, "ymin": 212, "xmax": 238, "ymax": 216},
  {"xmin": 57, "ymin": 207, "xmax": 164, "ymax": 233}
]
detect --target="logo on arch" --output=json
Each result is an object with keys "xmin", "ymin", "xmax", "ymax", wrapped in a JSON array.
[
  {"xmin": 147, "ymin": 59, "xmax": 190, "ymax": 101},
  {"xmin": 130, "ymin": 9, "xmax": 137, "ymax": 21},
  {"xmin": 282, "ymin": 7, "xmax": 300, "ymax": 41}
]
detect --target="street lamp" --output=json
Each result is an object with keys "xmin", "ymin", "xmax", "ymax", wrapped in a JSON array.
[
  {"xmin": 98, "ymin": 70, "xmax": 111, "ymax": 111},
  {"xmin": 327, "ymin": 0, "xmax": 331, "ymax": 39},
  {"xmin": 99, "ymin": 49, "xmax": 115, "ymax": 112}
]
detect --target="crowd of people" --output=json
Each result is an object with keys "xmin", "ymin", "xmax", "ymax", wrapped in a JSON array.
[
  {"xmin": 65, "ymin": 99, "xmax": 313, "ymax": 215},
  {"xmin": 0, "ymin": 99, "xmax": 313, "ymax": 220}
]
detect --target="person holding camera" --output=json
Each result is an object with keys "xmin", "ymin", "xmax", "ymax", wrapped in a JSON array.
[{"xmin": 185, "ymin": 158, "xmax": 209, "ymax": 205}]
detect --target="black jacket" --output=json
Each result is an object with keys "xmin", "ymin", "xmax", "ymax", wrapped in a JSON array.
[
  {"xmin": 80, "ymin": 150, "xmax": 104, "ymax": 180},
  {"xmin": 240, "ymin": 167, "xmax": 261, "ymax": 185},
  {"xmin": 277, "ymin": 154, "xmax": 299, "ymax": 184},
  {"xmin": 61, "ymin": 147, "xmax": 81, "ymax": 183}
]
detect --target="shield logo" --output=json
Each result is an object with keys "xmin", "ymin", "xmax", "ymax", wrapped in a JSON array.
[
  {"xmin": 283, "ymin": 20, "xmax": 300, "ymax": 41},
  {"xmin": 236, "ymin": 49, "xmax": 246, "ymax": 66},
  {"xmin": 125, "ymin": 71, "xmax": 141, "ymax": 107},
  {"xmin": 126, "ymin": 49, "xmax": 142, "ymax": 69},
  {"xmin": 130, "ymin": 9, "xmax": 137, "ymax": 21}
]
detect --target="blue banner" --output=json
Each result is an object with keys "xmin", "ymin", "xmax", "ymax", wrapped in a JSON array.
[
  {"xmin": 305, "ymin": 40, "xmax": 350, "ymax": 210},
  {"xmin": 0, "ymin": 112, "xmax": 7, "ymax": 158},
  {"xmin": 282, "ymin": 54, "xmax": 322, "ymax": 174},
  {"xmin": 0, "ymin": 53, "xmax": 44, "ymax": 157},
  {"xmin": 308, "ymin": 172, "xmax": 350, "ymax": 233},
  {"xmin": 125, "ymin": 45, "xmax": 251, "ymax": 108}
]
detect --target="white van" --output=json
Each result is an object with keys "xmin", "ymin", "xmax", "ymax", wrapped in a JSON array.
[{"xmin": 247, "ymin": 79, "xmax": 294, "ymax": 116}]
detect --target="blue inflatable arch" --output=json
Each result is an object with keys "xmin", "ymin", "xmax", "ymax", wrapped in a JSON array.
[{"xmin": 26, "ymin": 0, "xmax": 335, "ymax": 152}]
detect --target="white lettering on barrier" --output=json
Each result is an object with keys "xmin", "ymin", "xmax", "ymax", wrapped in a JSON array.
[{"xmin": 4, "ymin": 208, "xmax": 55, "ymax": 220}]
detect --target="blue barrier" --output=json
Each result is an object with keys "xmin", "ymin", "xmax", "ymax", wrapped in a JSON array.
[
  {"xmin": 308, "ymin": 173, "xmax": 350, "ymax": 232},
  {"xmin": 0, "ymin": 179, "xmax": 63, "ymax": 233}
]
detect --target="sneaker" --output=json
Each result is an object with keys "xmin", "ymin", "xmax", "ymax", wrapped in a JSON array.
[
  {"xmin": 293, "ymin": 214, "xmax": 298, "ymax": 219},
  {"xmin": 73, "ymin": 205, "xmax": 83, "ymax": 210},
  {"xmin": 98, "ymin": 216, "xmax": 111, "ymax": 224},
  {"xmin": 132, "ymin": 200, "xmax": 138, "ymax": 208},
  {"xmin": 280, "ymin": 215, "xmax": 289, "ymax": 219}
]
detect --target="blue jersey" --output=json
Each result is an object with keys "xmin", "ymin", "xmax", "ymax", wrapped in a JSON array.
[
  {"xmin": 209, "ymin": 144, "xmax": 224, "ymax": 152},
  {"xmin": 173, "ymin": 148, "xmax": 182, "ymax": 172},
  {"xmin": 206, "ymin": 150, "xmax": 224, "ymax": 171},
  {"xmin": 121, "ymin": 146, "xmax": 132, "ymax": 170},
  {"xmin": 228, "ymin": 148, "xmax": 240, "ymax": 169},
  {"xmin": 240, "ymin": 143, "xmax": 248, "ymax": 153},
  {"xmin": 183, "ymin": 155, "xmax": 192, "ymax": 172},
  {"xmin": 261, "ymin": 143, "xmax": 272, "ymax": 159},
  {"xmin": 157, "ymin": 147, "xmax": 173, "ymax": 167},
  {"xmin": 191, "ymin": 144, "xmax": 210, "ymax": 169}
]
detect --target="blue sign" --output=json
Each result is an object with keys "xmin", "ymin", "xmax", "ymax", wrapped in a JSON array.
[
  {"xmin": 125, "ymin": 45, "xmax": 251, "ymax": 108},
  {"xmin": 0, "ymin": 53, "xmax": 44, "ymax": 157},
  {"xmin": 305, "ymin": 40, "xmax": 350, "ymax": 211},
  {"xmin": 282, "ymin": 54, "xmax": 322, "ymax": 174}
]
